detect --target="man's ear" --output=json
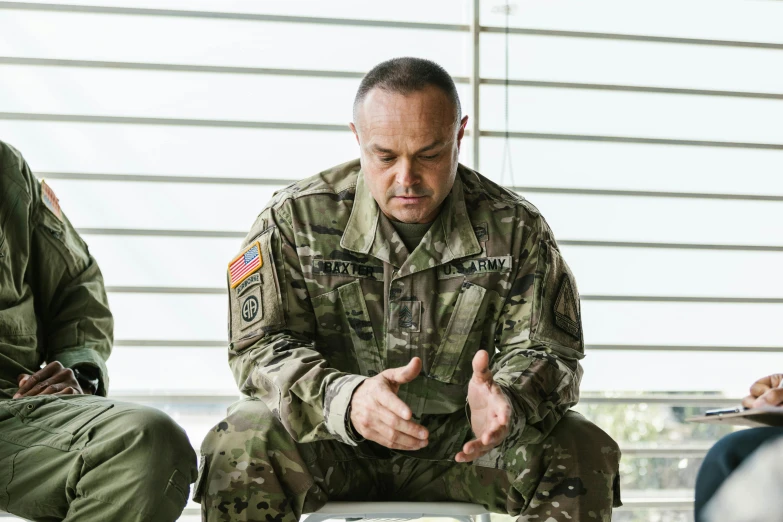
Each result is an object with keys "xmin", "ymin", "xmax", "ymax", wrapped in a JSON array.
[
  {"xmin": 456, "ymin": 115, "xmax": 469, "ymax": 147},
  {"xmin": 349, "ymin": 122, "xmax": 360, "ymax": 145}
]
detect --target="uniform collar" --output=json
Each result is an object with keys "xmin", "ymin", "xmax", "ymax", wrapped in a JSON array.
[{"xmin": 341, "ymin": 166, "xmax": 481, "ymax": 273}]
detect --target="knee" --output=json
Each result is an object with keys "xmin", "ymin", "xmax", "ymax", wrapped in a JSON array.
[
  {"xmin": 547, "ymin": 411, "xmax": 621, "ymax": 472},
  {"xmin": 702, "ymin": 428, "xmax": 783, "ymax": 472},
  {"xmin": 200, "ymin": 398, "xmax": 289, "ymax": 458},
  {"xmin": 120, "ymin": 406, "xmax": 195, "ymax": 468}
]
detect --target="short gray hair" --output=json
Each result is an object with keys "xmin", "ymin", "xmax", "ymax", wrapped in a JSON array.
[{"xmin": 353, "ymin": 57, "xmax": 462, "ymax": 124}]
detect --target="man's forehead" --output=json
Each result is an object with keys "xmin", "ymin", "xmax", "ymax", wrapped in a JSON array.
[{"xmin": 357, "ymin": 87, "xmax": 455, "ymax": 130}]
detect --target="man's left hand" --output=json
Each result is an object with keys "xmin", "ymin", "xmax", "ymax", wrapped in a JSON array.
[
  {"xmin": 13, "ymin": 361, "xmax": 84, "ymax": 399},
  {"xmin": 455, "ymin": 350, "xmax": 512, "ymax": 463}
]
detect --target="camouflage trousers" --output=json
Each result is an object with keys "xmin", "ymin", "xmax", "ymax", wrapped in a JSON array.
[{"xmin": 196, "ymin": 398, "xmax": 621, "ymax": 522}]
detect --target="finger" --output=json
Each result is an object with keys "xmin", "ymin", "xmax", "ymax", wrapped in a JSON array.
[
  {"xmin": 38, "ymin": 384, "xmax": 67, "ymax": 396},
  {"xmin": 16, "ymin": 374, "xmax": 31, "ymax": 386},
  {"xmin": 55, "ymin": 387, "xmax": 78, "ymax": 395},
  {"xmin": 377, "ymin": 408, "xmax": 428, "ymax": 440},
  {"xmin": 366, "ymin": 426, "xmax": 427, "ymax": 451},
  {"xmin": 471, "ymin": 350, "xmax": 492, "ymax": 385},
  {"xmin": 480, "ymin": 423, "xmax": 508, "ymax": 447},
  {"xmin": 375, "ymin": 389, "xmax": 413, "ymax": 420},
  {"xmin": 15, "ymin": 362, "xmax": 63, "ymax": 397},
  {"xmin": 742, "ymin": 395, "xmax": 756, "ymax": 409},
  {"xmin": 383, "ymin": 357, "xmax": 422, "ymax": 386},
  {"xmin": 753, "ymin": 388, "xmax": 783, "ymax": 408},
  {"xmin": 750, "ymin": 382, "xmax": 771, "ymax": 398},
  {"xmin": 455, "ymin": 440, "xmax": 492, "ymax": 463}
]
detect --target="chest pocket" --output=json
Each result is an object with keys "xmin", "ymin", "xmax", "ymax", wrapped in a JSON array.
[
  {"xmin": 429, "ymin": 281, "xmax": 487, "ymax": 384},
  {"xmin": 312, "ymin": 280, "xmax": 383, "ymax": 377}
]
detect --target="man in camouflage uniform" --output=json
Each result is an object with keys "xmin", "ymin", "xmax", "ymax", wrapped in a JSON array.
[
  {"xmin": 0, "ymin": 140, "xmax": 197, "ymax": 520},
  {"xmin": 198, "ymin": 57, "xmax": 621, "ymax": 522}
]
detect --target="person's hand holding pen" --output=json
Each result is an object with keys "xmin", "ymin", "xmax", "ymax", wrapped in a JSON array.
[{"xmin": 741, "ymin": 374, "xmax": 783, "ymax": 409}]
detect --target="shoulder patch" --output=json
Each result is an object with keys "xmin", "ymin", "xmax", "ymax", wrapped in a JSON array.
[
  {"xmin": 41, "ymin": 180, "xmax": 63, "ymax": 221},
  {"xmin": 229, "ymin": 241, "xmax": 263, "ymax": 288},
  {"xmin": 554, "ymin": 275, "xmax": 580, "ymax": 339}
]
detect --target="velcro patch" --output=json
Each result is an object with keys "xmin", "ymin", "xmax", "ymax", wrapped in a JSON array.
[
  {"xmin": 235, "ymin": 272, "xmax": 261, "ymax": 295},
  {"xmin": 554, "ymin": 276, "xmax": 581, "ymax": 339},
  {"xmin": 239, "ymin": 285, "xmax": 263, "ymax": 331},
  {"xmin": 438, "ymin": 255, "xmax": 512, "ymax": 279},
  {"xmin": 390, "ymin": 301, "xmax": 421, "ymax": 332},
  {"xmin": 473, "ymin": 223, "xmax": 489, "ymax": 242},
  {"xmin": 41, "ymin": 180, "xmax": 63, "ymax": 222},
  {"xmin": 229, "ymin": 242, "xmax": 263, "ymax": 288},
  {"xmin": 312, "ymin": 259, "xmax": 382, "ymax": 280}
]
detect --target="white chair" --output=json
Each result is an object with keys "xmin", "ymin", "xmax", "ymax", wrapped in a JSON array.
[{"xmin": 305, "ymin": 502, "xmax": 492, "ymax": 522}]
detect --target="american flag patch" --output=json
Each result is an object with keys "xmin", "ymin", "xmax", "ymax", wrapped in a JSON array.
[
  {"xmin": 41, "ymin": 180, "xmax": 63, "ymax": 221},
  {"xmin": 229, "ymin": 242, "xmax": 263, "ymax": 288}
]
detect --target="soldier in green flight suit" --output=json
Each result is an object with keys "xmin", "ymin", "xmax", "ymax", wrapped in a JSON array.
[
  {"xmin": 0, "ymin": 140, "xmax": 197, "ymax": 521},
  {"xmin": 197, "ymin": 57, "xmax": 621, "ymax": 522}
]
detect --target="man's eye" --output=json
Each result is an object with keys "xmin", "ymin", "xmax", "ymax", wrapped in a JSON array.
[
  {"xmin": 379, "ymin": 157, "xmax": 395, "ymax": 163},
  {"xmin": 420, "ymin": 154, "xmax": 438, "ymax": 160}
]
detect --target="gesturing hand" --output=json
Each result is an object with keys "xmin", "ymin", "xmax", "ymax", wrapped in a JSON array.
[
  {"xmin": 742, "ymin": 373, "xmax": 783, "ymax": 409},
  {"xmin": 13, "ymin": 361, "xmax": 84, "ymax": 399},
  {"xmin": 456, "ymin": 350, "xmax": 512, "ymax": 463},
  {"xmin": 350, "ymin": 357, "xmax": 429, "ymax": 451}
]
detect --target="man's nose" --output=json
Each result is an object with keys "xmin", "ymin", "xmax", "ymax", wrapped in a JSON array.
[{"xmin": 395, "ymin": 159, "xmax": 418, "ymax": 187}]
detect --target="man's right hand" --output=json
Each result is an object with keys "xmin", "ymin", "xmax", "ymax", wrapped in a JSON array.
[
  {"xmin": 349, "ymin": 357, "xmax": 429, "ymax": 451},
  {"xmin": 742, "ymin": 374, "xmax": 783, "ymax": 409}
]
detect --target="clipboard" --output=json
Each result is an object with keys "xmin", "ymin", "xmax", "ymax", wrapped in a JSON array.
[{"xmin": 687, "ymin": 406, "xmax": 783, "ymax": 428}]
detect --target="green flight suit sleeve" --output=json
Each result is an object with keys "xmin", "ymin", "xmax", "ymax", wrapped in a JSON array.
[
  {"xmin": 18, "ymin": 154, "xmax": 114, "ymax": 396},
  {"xmin": 490, "ymin": 210, "xmax": 585, "ymax": 445},
  {"xmin": 228, "ymin": 200, "xmax": 366, "ymax": 445}
]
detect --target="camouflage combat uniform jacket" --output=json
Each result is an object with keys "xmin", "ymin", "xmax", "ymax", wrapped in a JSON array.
[
  {"xmin": 0, "ymin": 141, "xmax": 113, "ymax": 398},
  {"xmin": 228, "ymin": 159, "xmax": 585, "ymax": 462}
]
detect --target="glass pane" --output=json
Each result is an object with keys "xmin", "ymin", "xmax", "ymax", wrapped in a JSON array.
[
  {"xmin": 109, "ymin": 293, "xmax": 225, "ymax": 341},
  {"xmin": 0, "ymin": 10, "xmax": 469, "ymax": 74},
  {"xmin": 0, "ymin": 121, "xmax": 358, "ymax": 178},
  {"xmin": 28, "ymin": 0, "xmax": 471, "ymax": 25},
  {"xmin": 108, "ymin": 346, "xmax": 235, "ymax": 395},
  {"xmin": 0, "ymin": 66, "xmax": 471, "ymax": 126},
  {"xmin": 480, "ymin": 0, "xmax": 783, "ymax": 45},
  {"xmin": 562, "ymin": 246, "xmax": 783, "ymax": 299},
  {"xmin": 48, "ymin": 179, "xmax": 282, "ymax": 231},
  {"xmin": 479, "ymin": 85, "xmax": 783, "ymax": 143},
  {"xmin": 581, "ymin": 349, "xmax": 783, "ymax": 394},
  {"xmin": 480, "ymin": 33, "xmax": 783, "ymax": 93},
  {"xmin": 85, "ymin": 236, "xmax": 238, "ymax": 288},
  {"xmin": 582, "ymin": 301, "xmax": 783, "ymax": 352},
  {"xmin": 478, "ymin": 137, "xmax": 783, "ymax": 195},
  {"xmin": 525, "ymin": 194, "xmax": 783, "ymax": 246}
]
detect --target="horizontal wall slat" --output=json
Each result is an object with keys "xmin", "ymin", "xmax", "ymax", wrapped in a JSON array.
[
  {"xmin": 481, "ymin": 130, "xmax": 783, "ymax": 151},
  {"xmin": 106, "ymin": 286, "xmax": 783, "ymax": 304},
  {"xmin": 112, "ymin": 340, "xmax": 783, "ymax": 354},
  {"xmin": 33, "ymin": 172, "xmax": 783, "ymax": 202},
  {"xmin": 106, "ymin": 392, "xmax": 742, "ymax": 407},
  {"xmin": 0, "ymin": 112, "xmax": 351, "ymax": 131}
]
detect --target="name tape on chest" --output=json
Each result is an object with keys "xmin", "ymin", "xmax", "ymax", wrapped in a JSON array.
[
  {"xmin": 312, "ymin": 259, "xmax": 383, "ymax": 280},
  {"xmin": 229, "ymin": 241, "xmax": 263, "ymax": 288},
  {"xmin": 438, "ymin": 255, "xmax": 512, "ymax": 279}
]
